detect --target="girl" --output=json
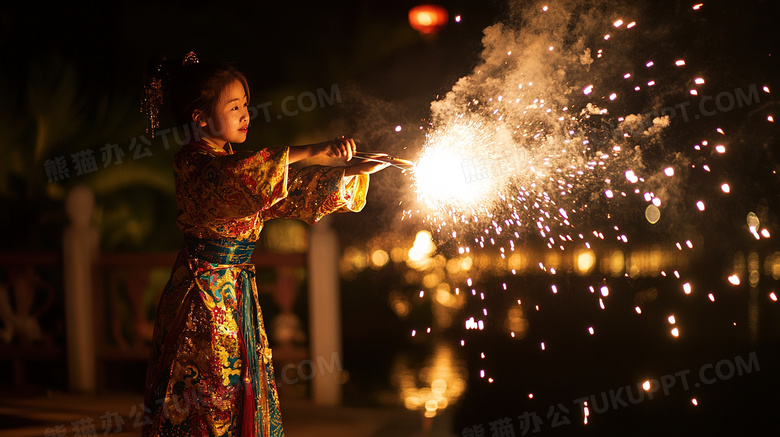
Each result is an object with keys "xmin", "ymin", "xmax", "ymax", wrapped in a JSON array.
[{"xmin": 141, "ymin": 52, "xmax": 388, "ymax": 437}]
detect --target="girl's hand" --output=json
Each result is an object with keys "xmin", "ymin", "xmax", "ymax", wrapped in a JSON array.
[
  {"xmin": 344, "ymin": 160, "xmax": 391, "ymax": 176},
  {"xmin": 312, "ymin": 136, "xmax": 357, "ymax": 161}
]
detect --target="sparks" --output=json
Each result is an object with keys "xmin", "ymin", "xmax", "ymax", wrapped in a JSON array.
[{"xmin": 393, "ymin": 2, "xmax": 766, "ymax": 380}]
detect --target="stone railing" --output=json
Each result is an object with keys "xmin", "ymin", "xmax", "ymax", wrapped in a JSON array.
[{"xmin": 1, "ymin": 185, "xmax": 344, "ymax": 405}]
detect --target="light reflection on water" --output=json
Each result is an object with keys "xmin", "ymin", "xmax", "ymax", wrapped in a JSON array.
[
  {"xmin": 390, "ymin": 340, "xmax": 468, "ymax": 418},
  {"xmin": 342, "ymin": 232, "xmax": 780, "ymax": 418}
]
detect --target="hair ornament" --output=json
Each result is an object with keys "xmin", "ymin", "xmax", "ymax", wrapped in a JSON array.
[
  {"xmin": 141, "ymin": 51, "xmax": 198, "ymax": 137},
  {"xmin": 182, "ymin": 51, "xmax": 199, "ymax": 66},
  {"xmin": 141, "ymin": 58, "xmax": 168, "ymax": 137}
]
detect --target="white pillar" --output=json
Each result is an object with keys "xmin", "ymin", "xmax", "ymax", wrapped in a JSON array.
[
  {"xmin": 307, "ymin": 215, "xmax": 342, "ymax": 405},
  {"xmin": 63, "ymin": 185, "xmax": 98, "ymax": 393}
]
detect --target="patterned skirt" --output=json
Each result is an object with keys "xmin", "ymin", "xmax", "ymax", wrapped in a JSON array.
[{"xmin": 143, "ymin": 236, "xmax": 284, "ymax": 437}]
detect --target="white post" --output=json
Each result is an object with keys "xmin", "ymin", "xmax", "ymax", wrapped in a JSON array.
[
  {"xmin": 63, "ymin": 185, "xmax": 98, "ymax": 393},
  {"xmin": 307, "ymin": 215, "xmax": 342, "ymax": 405}
]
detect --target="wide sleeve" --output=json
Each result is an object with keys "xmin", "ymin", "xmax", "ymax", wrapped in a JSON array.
[
  {"xmin": 176, "ymin": 145, "xmax": 290, "ymax": 221},
  {"xmin": 261, "ymin": 165, "xmax": 369, "ymax": 225}
]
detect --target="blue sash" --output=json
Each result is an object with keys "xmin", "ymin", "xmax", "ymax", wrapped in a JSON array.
[{"xmin": 184, "ymin": 235, "xmax": 256, "ymax": 265}]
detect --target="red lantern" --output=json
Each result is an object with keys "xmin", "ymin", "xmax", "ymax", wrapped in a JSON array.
[{"xmin": 408, "ymin": 4, "xmax": 448, "ymax": 35}]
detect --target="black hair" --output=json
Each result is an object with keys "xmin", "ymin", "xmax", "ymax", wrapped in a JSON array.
[{"xmin": 144, "ymin": 54, "xmax": 250, "ymax": 131}]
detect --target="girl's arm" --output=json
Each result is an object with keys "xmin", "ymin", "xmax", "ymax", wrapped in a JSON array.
[
  {"xmin": 288, "ymin": 137, "xmax": 390, "ymax": 175},
  {"xmin": 288, "ymin": 137, "xmax": 357, "ymax": 164}
]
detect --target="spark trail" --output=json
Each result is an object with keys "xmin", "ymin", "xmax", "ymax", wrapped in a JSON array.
[{"xmin": 400, "ymin": 0, "xmax": 775, "ymax": 389}]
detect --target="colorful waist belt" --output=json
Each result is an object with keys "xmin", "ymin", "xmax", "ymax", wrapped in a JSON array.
[{"xmin": 184, "ymin": 235, "xmax": 256, "ymax": 265}]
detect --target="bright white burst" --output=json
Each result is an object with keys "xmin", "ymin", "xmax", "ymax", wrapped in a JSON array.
[{"xmin": 412, "ymin": 116, "xmax": 517, "ymax": 215}]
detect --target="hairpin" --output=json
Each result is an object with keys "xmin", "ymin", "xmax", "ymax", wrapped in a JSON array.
[{"xmin": 182, "ymin": 51, "xmax": 199, "ymax": 66}]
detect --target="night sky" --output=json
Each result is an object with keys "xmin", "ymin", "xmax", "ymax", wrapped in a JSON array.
[{"xmin": 1, "ymin": 1, "xmax": 501, "ymax": 122}]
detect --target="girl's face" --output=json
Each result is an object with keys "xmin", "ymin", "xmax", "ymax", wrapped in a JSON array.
[{"xmin": 199, "ymin": 79, "xmax": 249, "ymax": 147}]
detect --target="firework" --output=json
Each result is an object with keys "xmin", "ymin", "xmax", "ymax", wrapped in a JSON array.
[{"xmin": 392, "ymin": 1, "xmax": 777, "ymax": 401}]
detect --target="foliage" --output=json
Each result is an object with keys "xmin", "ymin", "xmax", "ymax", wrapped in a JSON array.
[{"xmin": 0, "ymin": 53, "xmax": 177, "ymax": 251}]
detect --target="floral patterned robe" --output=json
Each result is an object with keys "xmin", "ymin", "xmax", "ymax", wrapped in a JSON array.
[{"xmin": 143, "ymin": 138, "xmax": 368, "ymax": 437}]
